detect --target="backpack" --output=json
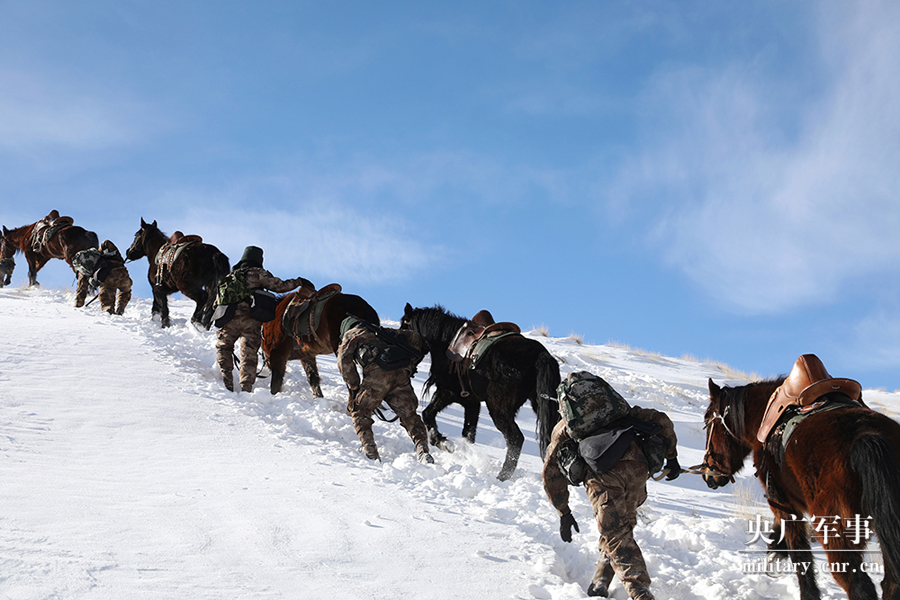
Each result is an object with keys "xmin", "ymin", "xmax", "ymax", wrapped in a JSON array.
[
  {"xmin": 557, "ymin": 371, "xmax": 632, "ymax": 442},
  {"xmin": 72, "ymin": 248, "xmax": 102, "ymax": 279},
  {"xmin": 216, "ymin": 268, "xmax": 251, "ymax": 306},
  {"xmin": 353, "ymin": 320, "xmax": 424, "ymax": 372}
]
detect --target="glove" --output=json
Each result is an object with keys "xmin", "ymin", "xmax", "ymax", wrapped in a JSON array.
[
  {"xmin": 664, "ymin": 457, "xmax": 681, "ymax": 480},
  {"xmin": 560, "ymin": 512, "xmax": 579, "ymax": 543}
]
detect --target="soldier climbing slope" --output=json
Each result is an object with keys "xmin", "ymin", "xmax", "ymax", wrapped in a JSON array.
[
  {"xmin": 542, "ymin": 372, "xmax": 681, "ymax": 600},
  {"xmin": 336, "ymin": 315, "xmax": 433, "ymax": 464},
  {"xmin": 213, "ymin": 246, "xmax": 311, "ymax": 393},
  {"xmin": 96, "ymin": 240, "xmax": 132, "ymax": 315}
]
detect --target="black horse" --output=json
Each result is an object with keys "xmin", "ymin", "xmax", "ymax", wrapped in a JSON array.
[
  {"xmin": 125, "ymin": 218, "xmax": 230, "ymax": 329},
  {"xmin": 400, "ymin": 304, "xmax": 560, "ymax": 480}
]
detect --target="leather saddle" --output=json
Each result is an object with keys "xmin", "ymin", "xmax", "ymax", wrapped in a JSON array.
[
  {"xmin": 168, "ymin": 231, "xmax": 203, "ymax": 245},
  {"xmin": 31, "ymin": 215, "xmax": 75, "ymax": 251},
  {"xmin": 447, "ymin": 316, "xmax": 521, "ymax": 363},
  {"xmin": 757, "ymin": 354, "xmax": 862, "ymax": 443},
  {"xmin": 154, "ymin": 236, "xmax": 202, "ymax": 285},
  {"xmin": 283, "ymin": 283, "xmax": 342, "ymax": 338}
]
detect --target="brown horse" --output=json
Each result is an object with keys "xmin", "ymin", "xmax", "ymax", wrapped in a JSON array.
[
  {"xmin": 704, "ymin": 377, "xmax": 900, "ymax": 600},
  {"xmin": 125, "ymin": 218, "xmax": 230, "ymax": 329},
  {"xmin": 399, "ymin": 304, "xmax": 560, "ymax": 481},
  {"xmin": 1, "ymin": 212, "xmax": 99, "ymax": 302},
  {"xmin": 261, "ymin": 290, "xmax": 380, "ymax": 396}
]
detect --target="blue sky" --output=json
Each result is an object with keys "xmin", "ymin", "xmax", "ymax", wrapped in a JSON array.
[{"xmin": 3, "ymin": 1, "xmax": 900, "ymax": 390}]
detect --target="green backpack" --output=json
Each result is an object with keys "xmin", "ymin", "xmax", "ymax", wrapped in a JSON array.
[
  {"xmin": 72, "ymin": 248, "xmax": 102, "ymax": 279},
  {"xmin": 557, "ymin": 371, "xmax": 632, "ymax": 442},
  {"xmin": 215, "ymin": 268, "xmax": 252, "ymax": 306}
]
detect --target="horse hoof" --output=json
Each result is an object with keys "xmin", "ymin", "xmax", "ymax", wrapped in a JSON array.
[
  {"xmin": 497, "ymin": 469, "xmax": 514, "ymax": 481},
  {"xmin": 438, "ymin": 439, "xmax": 455, "ymax": 453}
]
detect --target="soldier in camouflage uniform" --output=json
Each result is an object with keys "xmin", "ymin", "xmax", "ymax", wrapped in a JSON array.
[
  {"xmin": 96, "ymin": 240, "xmax": 132, "ymax": 315},
  {"xmin": 337, "ymin": 316, "xmax": 433, "ymax": 464},
  {"xmin": 215, "ymin": 246, "xmax": 311, "ymax": 393},
  {"xmin": 542, "ymin": 405, "xmax": 681, "ymax": 600}
]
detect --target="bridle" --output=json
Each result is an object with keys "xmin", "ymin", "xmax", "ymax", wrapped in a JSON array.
[{"xmin": 691, "ymin": 402, "xmax": 739, "ymax": 482}]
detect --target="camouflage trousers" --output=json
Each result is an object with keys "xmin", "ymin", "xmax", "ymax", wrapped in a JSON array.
[
  {"xmin": 216, "ymin": 313, "xmax": 263, "ymax": 392},
  {"xmin": 73, "ymin": 273, "xmax": 92, "ymax": 308},
  {"xmin": 350, "ymin": 368, "xmax": 429, "ymax": 459},
  {"xmin": 585, "ymin": 458, "xmax": 652, "ymax": 599},
  {"xmin": 98, "ymin": 267, "xmax": 132, "ymax": 315}
]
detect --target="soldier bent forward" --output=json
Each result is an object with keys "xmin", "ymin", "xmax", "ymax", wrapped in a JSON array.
[
  {"xmin": 214, "ymin": 246, "xmax": 311, "ymax": 393},
  {"xmin": 97, "ymin": 240, "xmax": 132, "ymax": 315},
  {"xmin": 337, "ymin": 316, "xmax": 433, "ymax": 464},
  {"xmin": 543, "ymin": 406, "xmax": 680, "ymax": 600}
]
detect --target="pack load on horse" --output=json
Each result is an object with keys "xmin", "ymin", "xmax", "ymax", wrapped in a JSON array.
[
  {"xmin": 125, "ymin": 218, "xmax": 230, "ymax": 329},
  {"xmin": 0, "ymin": 210, "xmax": 99, "ymax": 306},
  {"xmin": 703, "ymin": 354, "xmax": 900, "ymax": 600},
  {"xmin": 261, "ymin": 284, "xmax": 380, "ymax": 397},
  {"xmin": 542, "ymin": 373, "xmax": 680, "ymax": 600},
  {"xmin": 400, "ymin": 303, "xmax": 561, "ymax": 481}
]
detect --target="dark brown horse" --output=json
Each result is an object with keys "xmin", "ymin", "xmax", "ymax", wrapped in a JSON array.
[
  {"xmin": 262, "ymin": 290, "xmax": 380, "ymax": 397},
  {"xmin": 1, "ymin": 212, "xmax": 98, "ymax": 301},
  {"xmin": 0, "ymin": 232, "xmax": 14, "ymax": 288},
  {"xmin": 125, "ymin": 218, "xmax": 230, "ymax": 329},
  {"xmin": 704, "ymin": 378, "xmax": 900, "ymax": 600},
  {"xmin": 399, "ymin": 304, "xmax": 560, "ymax": 481}
]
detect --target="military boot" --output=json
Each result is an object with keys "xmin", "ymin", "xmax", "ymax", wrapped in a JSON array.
[{"xmin": 587, "ymin": 560, "xmax": 614, "ymax": 597}]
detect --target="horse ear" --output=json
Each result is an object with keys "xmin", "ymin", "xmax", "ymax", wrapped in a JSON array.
[
  {"xmin": 708, "ymin": 378, "xmax": 721, "ymax": 397},
  {"xmin": 404, "ymin": 302, "xmax": 413, "ymax": 316},
  {"xmin": 2, "ymin": 226, "xmax": 7, "ymax": 236},
  {"xmin": 141, "ymin": 217, "xmax": 147, "ymax": 227},
  {"xmin": 152, "ymin": 220, "xmax": 157, "ymax": 228}
]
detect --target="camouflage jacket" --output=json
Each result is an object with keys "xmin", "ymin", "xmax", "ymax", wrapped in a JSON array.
[
  {"xmin": 337, "ymin": 326, "xmax": 426, "ymax": 390},
  {"xmin": 232, "ymin": 267, "xmax": 310, "ymax": 315},
  {"xmin": 542, "ymin": 406, "xmax": 678, "ymax": 517}
]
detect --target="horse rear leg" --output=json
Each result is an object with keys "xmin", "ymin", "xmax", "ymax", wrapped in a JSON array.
[
  {"xmin": 488, "ymin": 405, "xmax": 524, "ymax": 481},
  {"xmin": 266, "ymin": 335, "xmax": 294, "ymax": 395},
  {"xmin": 819, "ymin": 541, "xmax": 877, "ymax": 600},
  {"xmin": 421, "ymin": 388, "xmax": 458, "ymax": 452},
  {"xmin": 183, "ymin": 287, "xmax": 208, "ymax": 328},
  {"xmin": 781, "ymin": 515, "xmax": 821, "ymax": 600}
]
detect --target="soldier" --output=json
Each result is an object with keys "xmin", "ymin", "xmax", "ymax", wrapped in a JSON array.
[
  {"xmin": 336, "ymin": 315, "xmax": 433, "ymax": 464},
  {"xmin": 214, "ymin": 246, "xmax": 311, "ymax": 393},
  {"xmin": 542, "ymin": 402, "xmax": 681, "ymax": 600},
  {"xmin": 96, "ymin": 240, "xmax": 132, "ymax": 315}
]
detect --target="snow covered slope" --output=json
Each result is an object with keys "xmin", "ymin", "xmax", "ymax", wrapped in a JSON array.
[{"xmin": 2, "ymin": 288, "xmax": 898, "ymax": 599}]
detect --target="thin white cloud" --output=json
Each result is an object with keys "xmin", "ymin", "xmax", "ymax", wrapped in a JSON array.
[
  {"xmin": 175, "ymin": 204, "xmax": 442, "ymax": 287},
  {"xmin": 611, "ymin": 1, "xmax": 900, "ymax": 314},
  {"xmin": 0, "ymin": 68, "xmax": 150, "ymax": 152}
]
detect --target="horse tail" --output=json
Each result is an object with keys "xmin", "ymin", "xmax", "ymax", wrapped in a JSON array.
[
  {"xmin": 850, "ymin": 434, "xmax": 900, "ymax": 584},
  {"xmin": 533, "ymin": 351, "xmax": 561, "ymax": 459},
  {"xmin": 200, "ymin": 250, "xmax": 230, "ymax": 329}
]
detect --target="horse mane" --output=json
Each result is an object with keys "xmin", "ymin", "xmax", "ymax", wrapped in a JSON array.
[
  {"xmin": 718, "ymin": 376, "xmax": 786, "ymax": 447},
  {"xmin": 405, "ymin": 305, "xmax": 467, "ymax": 397}
]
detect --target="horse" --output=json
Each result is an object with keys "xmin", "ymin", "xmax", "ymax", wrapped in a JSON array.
[
  {"xmin": 703, "ymin": 377, "xmax": 900, "ymax": 600},
  {"xmin": 125, "ymin": 218, "xmax": 230, "ymax": 329},
  {"xmin": 261, "ymin": 290, "xmax": 380, "ymax": 397},
  {"xmin": 1, "ymin": 213, "xmax": 99, "ymax": 301},
  {"xmin": 399, "ymin": 304, "xmax": 560, "ymax": 481},
  {"xmin": 0, "ymin": 231, "xmax": 15, "ymax": 287}
]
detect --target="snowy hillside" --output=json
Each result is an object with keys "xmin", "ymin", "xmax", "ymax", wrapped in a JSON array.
[{"xmin": 2, "ymin": 288, "xmax": 898, "ymax": 599}]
